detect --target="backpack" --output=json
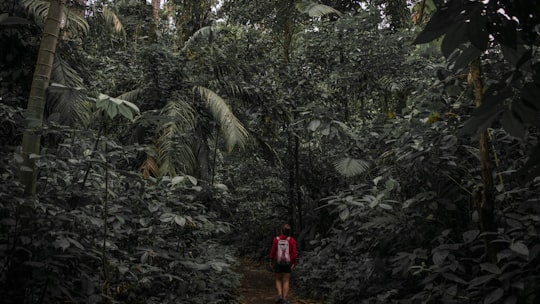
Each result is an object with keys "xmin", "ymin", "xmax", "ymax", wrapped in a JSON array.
[{"xmin": 276, "ymin": 236, "xmax": 291, "ymax": 265}]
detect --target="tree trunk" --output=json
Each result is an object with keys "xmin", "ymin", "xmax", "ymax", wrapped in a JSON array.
[
  {"xmin": 470, "ymin": 58, "xmax": 497, "ymax": 263},
  {"xmin": 152, "ymin": 0, "xmax": 160, "ymax": 22},
  {"xmin": 194, "ymin": 123, "xmax": 210, "ymax": 181},
  {"xmin": 20, "ymin": 0, "xmax": 66, "ymax": 196},
  {"xmin": 147, "ymin": 0, "xmax": 160, "ymax": 42}
]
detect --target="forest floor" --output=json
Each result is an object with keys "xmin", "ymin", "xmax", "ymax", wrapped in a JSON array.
[{"xmin": 236, "ymin": 258, "xmax": 323, "ymax": 304}]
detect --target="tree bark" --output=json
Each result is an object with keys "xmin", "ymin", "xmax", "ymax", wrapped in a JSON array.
[
  {"xmin": 194, "ymin": 123, "xmax": 210, "ymax": 181},
  {"xmin": 470, "ymin": 58, "xmax": 497, "ymax": 263},
  {"xmin": 20, "ymin": 0, "xmax": 66, "ymax": 196},
  {"xmin": 152, "ymin": 0, "xmax": 160, "ymax": 22}
]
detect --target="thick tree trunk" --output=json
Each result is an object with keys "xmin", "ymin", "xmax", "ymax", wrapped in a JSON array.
[
  {"xmin": 152, "ymin": 0, "xmax": 160, "ymax": 22},
  {"xmin": 471, "ymin": 58, "xmax": 497, "ymax": 263},
  {"xmin": 20, "ymin": 0, "xmax": 66, "ymax": 196}
]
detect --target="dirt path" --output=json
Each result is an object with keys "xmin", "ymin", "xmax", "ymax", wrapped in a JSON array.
[{"xmin": 236, "ymin": 258, "xmax": 323, "ymax": 304}]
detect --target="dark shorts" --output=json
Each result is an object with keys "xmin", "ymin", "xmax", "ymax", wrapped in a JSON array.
[{"xmin": 273, "ymin": 262, "xmax": 291, "ymax": 273}]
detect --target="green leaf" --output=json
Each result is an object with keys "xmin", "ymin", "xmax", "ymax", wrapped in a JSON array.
[
  {"xmin": 141, "ymin": 251, "xmax": 149, "ymax": 263},
  {"xmin": 187, "ymin": 175, "xmax": 198, "ymax": 185},
  {"xmin": 450, "ymin": 43, "xmax": 483, "ymax": 71},
  {"xmin": 174, "ymin": 215, "xmax": 186, "ymax": 227},
  {"xmin": 378, "ymin": 203, "xmax": 393, "ymax": 210},
  {"xmin": 159, "ymin": 213, "xmax": 174, "ymax": 223},
  {"xmin": 460, "ymin": 85, "xmax": 508, "ymax": 136},
  {"xmin": 96, "ymin": 93, "xmax": 139, "ymax": 121},
  {"xmin": 14, "ymin": 153, "xmax": 24, "ymax": 163},
  {"xmin": 432, "ymin": 250, "xmax": 448, "ymax": 266},
  {"xmin": 308, "ymin": 119, "xmax": 321, "ymax": 131},
  {"xmin": 121, "ymin": 99, "xmax": 140, "ymax": 113},
  {"xmin": 118, "ymin": 103, "xmax": 134, "ymax": 121},
  {"xmin": 441, "ymin": 21, "xmax": 467, "ymax": 58},
  {"xmin": 484, "ymin": 288, "xmax": 504, "ymax": 304},
  {"xmin": 480, "ymin": 263, "xmax": 501, "ymax": 275},
  {"xmin": 467, "ymin": 8, "xmax": 489, "ymax": 52},
  {"xmin": 468, "ymin": 274, "xmax": 495, "ymax": 287},
  {"xmin": 463, "ymin": 230, "xmax": 480, "ymax": 243},
  {"xmin": 0, "ymin": 14, "xmax": 31, "ymax": 25},
  {"xmin": 195, "ymin": 86, "xmax": 248, "ymax": 153},
  {"xmin": 66, "ymin": 237, "xmax": 85, "ymax": 250},
  {"xmin": 53, "ymin": 236, "xmax": 70, "ymax": 251},
  {"xmin": 333, "ymin": 157, "xmax": 369, "ymax": 177},
  {"xmin": 509, "ymin": 241, "xmax": 529, "ymax": 256},
  {"xmin": 296, "ymin": 1, "xmax": 342, "ymax": 18},
  {"xmin": 171, "ymin": 176, "xmax": 185, "ymax": 186},
  {"xmin": 442, "ymin": 272, "xmax": 467, "ymax": 284},
  {"xmin": 339, "ymin": 208, "xmax": 349, "ymax": 221},
  {"xmin": 413, "ymin": 0, "xmax": 464, "ymax": 44},
  {"xmin": 501, "ymin": 109, "xmax": 526, "ymax": 138},
  {"xmin": 512, "ymin": 98, "xmax": 540, "ymax": 127}
]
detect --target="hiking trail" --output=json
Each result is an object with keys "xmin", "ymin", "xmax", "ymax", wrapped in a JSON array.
[{"xmin": 236, "ymin": 258, "xmax": 323, "ymax": 304}]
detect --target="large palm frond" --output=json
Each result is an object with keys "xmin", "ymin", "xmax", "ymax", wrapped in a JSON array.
[
  {"xmin": 116, "ymin": 88, "xmax": 144, "ymax": 102},
  {"xmin": 181, "ymin": 25, "xmax": 214, "ymax": 53},
  {"xmin": 47, "ymin": 56, "xmax": 91, "ymax": 126},
  {"xmin": 155, "ymin": 97, "xmax": 197, "ymax": 177},
  {"xmin": 21, "ymin": 0, "xmax": 89, "ymax": 36},
  {"xmin": 95, "ymin": 5, "xmax": 125, "ymax": 36},
  {"xmin": 295, "ymin": 1, "xmax": 342, "ymax": 18},
  {"xmin": 195, "ymin": 86, "xmax": 249, "ymax": 153}
]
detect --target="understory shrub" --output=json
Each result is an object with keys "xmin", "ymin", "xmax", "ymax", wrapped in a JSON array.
[
  {"xmin": 0, "ymin": 108, "xmax": 240, "ymax": 304},
  {"xmin": 295, "ymin": 115, "xmax": 540, "ymax": 303}
]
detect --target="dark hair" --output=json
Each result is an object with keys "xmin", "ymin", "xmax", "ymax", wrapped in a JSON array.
[{"xmin": 281, "ymin": 224, "xmax": 291, "ymax": 236}]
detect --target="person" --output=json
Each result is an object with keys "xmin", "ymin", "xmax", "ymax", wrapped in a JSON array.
[{"xmin": 269, "ymin": 223, "xmax": 297, "ymax": 304}]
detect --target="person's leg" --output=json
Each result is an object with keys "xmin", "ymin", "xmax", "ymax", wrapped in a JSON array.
[
  {"xmin": 282, "ymin": 273, "xmax": 290, "ymax": 301},
  {"xmin": 275, "ymin": 273, "xmax": 283, "ymax": 300}
]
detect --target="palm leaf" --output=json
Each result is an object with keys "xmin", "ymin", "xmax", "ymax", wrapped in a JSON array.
[
  {"xmin": 62, "ymin": 5, "xmax": 90, "ymax": 36},
  {"xmin": 181, "ymin": 26, "xmax": 214, "ymax": 53},
  {"xmin": 99, "ymin": 6, "xmax": 125, "ymax": 36},
  {"xmin": 140, "ymin": 155, "xmax": 159, "ymax": 178},
  {"xmin": 21, "ymin": 0, "xmax": 49, "ymax": 24},
  {"xmin": 195, "ymin": 86, "xmax": 249, "ymax": 153},
  {"xmin": 47, "ymin": 57, "xmax": 91, "ymax": 126},
  {"xmin": 333, "ymin": 157, "xmax": 370, "ymax": 177},
  {"xmin": 155, "ymin": 98, "xmax": 197, "ymax": 176},
  {"xmin": 21, "ymin": 0, "xmax": 89, "ymax": 36},
  {"xmin": 296, "ymin": 1, "xmax": 342, "ymax": 18},
  {"xmin": 116, "ymin": 88, "xmax": 144, "ymax": 103}
]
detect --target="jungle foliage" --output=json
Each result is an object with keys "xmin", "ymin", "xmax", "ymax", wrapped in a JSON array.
[{"xmin": 1, "ymin": 0, "xmax": 539, "ymax": 303}]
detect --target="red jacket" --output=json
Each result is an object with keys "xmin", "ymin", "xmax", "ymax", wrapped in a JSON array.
[{"xmin": 269, "ymin": 234, "xmax": 298, "ymax": 265}]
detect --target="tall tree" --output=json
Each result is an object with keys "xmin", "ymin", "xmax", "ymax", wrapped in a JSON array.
[
  {"xmin": 414, "ymin": 0, "xmax": 540, "ymax": 260},
  {"xmin": 20, "ymin": 0, "xmax": 66, "ymax": 195}
]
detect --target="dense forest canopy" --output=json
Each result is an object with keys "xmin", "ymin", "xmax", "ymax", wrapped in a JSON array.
[{"xmin": 1, "ymin": 0, "xmax": 539, "ymax": 303}]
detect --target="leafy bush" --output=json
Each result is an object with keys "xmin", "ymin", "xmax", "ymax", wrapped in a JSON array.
[{"xmin": 0, "ymin": 106, "xmax": 240, "ymax": 303}]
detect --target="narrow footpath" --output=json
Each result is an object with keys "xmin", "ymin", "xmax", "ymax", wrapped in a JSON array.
[{"xmin": 236, "ymin": 258, "xmax": 323, "ymax": 304}]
